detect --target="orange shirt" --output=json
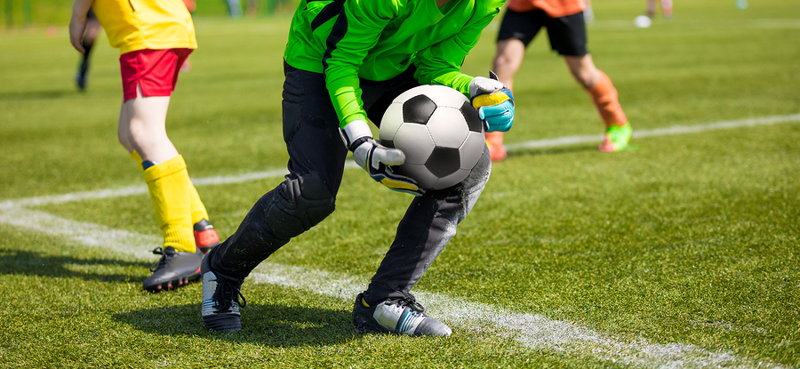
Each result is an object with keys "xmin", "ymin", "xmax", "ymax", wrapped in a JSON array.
[{"xmin": 507, "ymin": 0, "xmax": 586, "ymax": 18}]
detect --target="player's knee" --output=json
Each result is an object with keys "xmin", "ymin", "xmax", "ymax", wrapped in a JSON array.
[{"xmin": 271, "ymin": 172, "xmax": 336, "ymax": 239}]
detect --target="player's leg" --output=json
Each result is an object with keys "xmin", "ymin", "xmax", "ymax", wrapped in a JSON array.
[
  {"xmin": 201, "ymin": 64, "xmax": 347, "ymax": 332},
  {"xmin": 646, "ymin": 0, "xmax": 657, "ymax": 18},
  {"xmin": 661, "ymin": 0, "xmax": 673, "ymax": 19},
  {"xmin": 487, "ymin": 8, "xmax": 542, "ymax": 162},
  {"xmin": 354, "ymin": 145, "xmax": 492, "ymax": 336},
  {"xmin": 118, "ymin": 49, "xmax": 216, "ymax": 291},
  {"xmin": 563, "ymin": 55, "xmax": 631, "ymax": 152},
  {"xmin": 487, "ymin": 38, "xmax": 525, "ymax": 162},
  {"xmin": 547, "ymin": 11, "xmax": 632, "ymax": 152}
]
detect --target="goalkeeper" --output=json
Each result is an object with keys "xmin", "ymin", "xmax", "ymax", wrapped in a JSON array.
[
  {"xmin": 201, "ymin": 0, "xmax": 515, "ymax": 336},
  {"xmin": 69, "ymin": 0, "xmax": 221, "ymax": 292}
]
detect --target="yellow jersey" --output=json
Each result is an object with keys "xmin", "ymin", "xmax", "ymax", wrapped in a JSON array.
[{"xmin": 92, "ymin": 0, "xmax": 197, "ymax": 54}]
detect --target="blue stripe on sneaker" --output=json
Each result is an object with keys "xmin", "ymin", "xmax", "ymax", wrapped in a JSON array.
[{"xmin": 396, "ymin": 309, "xmax": 410, "ymax": 334}]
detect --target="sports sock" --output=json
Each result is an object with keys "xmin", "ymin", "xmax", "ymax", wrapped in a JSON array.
[
  {"xmin": 188, "ymin": 184, "xmax": 210, "ymax": 226},
  {"xmin": 486, "ymin": 131, "xmax": 505, "ymax": 147},
  {"xmin": 586, "ymin": 70, "xmax": 628, "ymax": 127},
  {"xmin": 140, "ymin": 154, "xmax": 197, "ymax": 253}
]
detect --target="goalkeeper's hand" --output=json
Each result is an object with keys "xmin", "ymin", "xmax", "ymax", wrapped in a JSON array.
[
  {"xmin": 469, "ymin": 71, "xmax": 515, "ymax": 132},
  {"xmin": 340, "ymin": 120, "xmax": 424, "ymax": 196}
]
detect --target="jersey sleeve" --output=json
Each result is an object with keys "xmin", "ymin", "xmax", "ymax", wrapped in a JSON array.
[
  {"xmin": 413, "ymin": 2, "xmax": 502, "ymax": 96},
  {"xmin": 322, "ymin": 0, "xmax": 399, "ymax": 127}
]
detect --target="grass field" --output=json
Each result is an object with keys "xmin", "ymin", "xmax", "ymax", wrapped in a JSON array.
[{"xmin": 1, "ymin": 0, "xmax": 799, "ymax": 367}]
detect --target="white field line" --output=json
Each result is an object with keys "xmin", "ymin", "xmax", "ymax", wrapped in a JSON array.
[
  {"xmin": 0, "ymin": 113, "xmax": 798, "ymax": 367},
  {"xmin": 1, "ymin": 113, "xmax": 798, "ymax": 209},
  {"xmin": 0, "ymin": 164, "xmax": 357, "ymax": 210},
  {"xmin": 505, "ymin": 113, "xmax": 800, "ymax": 150},
  {"xmin": 0, "ymin": 207, "xmax": 787, "ymax": 369}
]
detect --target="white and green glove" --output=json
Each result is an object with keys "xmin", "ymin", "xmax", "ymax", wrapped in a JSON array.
[{"xmin": 339, "ymin": 120, "xmax": 424, "ymax": 196}]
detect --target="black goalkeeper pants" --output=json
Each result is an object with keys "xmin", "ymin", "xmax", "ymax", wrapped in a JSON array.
[{"xmin": 208, "ymin": 63, "xmax": 491, "ymax": 304}]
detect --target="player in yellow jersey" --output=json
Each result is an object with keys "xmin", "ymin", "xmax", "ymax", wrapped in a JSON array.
[
  {"xmin": 69, "ymin": 0, "xmax": 220, "ymax": 292},
  {"xmin": 487, "ymin": 0, "xmax": 633, "ymax": 160}
]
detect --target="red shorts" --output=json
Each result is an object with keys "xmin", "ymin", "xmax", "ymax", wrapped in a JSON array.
[{"xmin": 119, "ymin": 48, "xmax": 193, "ymax": 101}]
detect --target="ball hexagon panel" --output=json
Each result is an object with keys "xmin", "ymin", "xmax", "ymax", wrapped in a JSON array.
[
  {"xmin": 426, "ymin": 107, "xmax": 469, "ymax": 149},
  {"xmin": 402, "ymin": 94, "xmax": 437, "ymax": 124},
  {"xmin": 425, "ymin": 146, "xmax": 461, "ymax": 178},
  {"xmin": 460, "ymin": 101, "xmax": 484, "ymax": 133},
  {"xmin": 393, "ymin": 123, "xmax": 435, "ymax": 165}
]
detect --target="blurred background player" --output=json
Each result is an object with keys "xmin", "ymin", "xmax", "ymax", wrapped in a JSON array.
[
  {"xmin": 74, "ymin": 9, "xmax": 100, "ymax": 91},
  {"xmin": 200, "ymin": 0, "xmax": 513, "ymax": 335},
  {"xmin": 487, "ymin": 0, "xmax": 632, "ymax": 161},
  {"xmin": 69, "ymin": 0, "xmax": 220, "ymax": 292},
  {"xmin": 646, "ymin": 0, "xmax": 673, "ymax": 20}
]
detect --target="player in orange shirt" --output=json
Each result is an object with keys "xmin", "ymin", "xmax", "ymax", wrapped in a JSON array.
[
  {"xmin": 69, "ymin": 0, "xmax": 220, "ymax": 292},
  {"xmin": 487, "ymin": 0, "xmax": 632, "ymax": 160}
]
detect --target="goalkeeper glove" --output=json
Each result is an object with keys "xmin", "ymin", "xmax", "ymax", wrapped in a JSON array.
[
  {"xmin": 469, "ymin": 71, "xmax": 515, "ymax": 132},
  {"xmin": 339, "ymin": 120, "xmax": 424, "ymax": 196}
]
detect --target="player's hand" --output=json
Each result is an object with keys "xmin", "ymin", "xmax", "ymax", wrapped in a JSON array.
[
  {"xmin": 69, "ymin": 14, "xmax": 87, "ymax": 53},
  {"xmin": 340, "ymin": 120, "xmax": 424, "ymax": 196},
  {"xmin": 469, "ymin": 72, "xmax": 515, "ymax": 132}
]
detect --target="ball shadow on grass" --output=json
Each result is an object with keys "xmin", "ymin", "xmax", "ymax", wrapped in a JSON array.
[{"xmin": 114, "ymin": 303, "xmax": 356, "ymax": 347}]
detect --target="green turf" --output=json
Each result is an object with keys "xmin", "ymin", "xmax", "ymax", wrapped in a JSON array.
[{"xmin": 1, "ymin": 0, "xmax": 799, "ymax": 367}]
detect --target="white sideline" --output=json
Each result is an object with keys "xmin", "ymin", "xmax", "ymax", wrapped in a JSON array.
[
  {"xmin": 0, "ymin": 207, "xmax": 785, "ymax": 369},
  {"xmin": 2, "ymin": 113, "xmax": 798, "ymax": 209},
  {"xmin": 505, "ymin": 113, "xmax": 800, "ymax": 150},
  {"xmin": 1, "ymin": 113, "xmax": 797, "ymax": 368}
]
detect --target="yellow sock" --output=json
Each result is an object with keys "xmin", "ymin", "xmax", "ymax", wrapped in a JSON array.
[
  {"xmin": 188, "ymin": 183, "xmax": 210, "ymax": 226},
  {"xmin": 141, "ymin": 155, "xmax": 197, "ymax": 253}
]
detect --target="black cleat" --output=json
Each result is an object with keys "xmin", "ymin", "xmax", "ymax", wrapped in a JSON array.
[
  {"xmin": 201, "ymin": 255, "xmax": 246, "ymax": 332},
  {"xmin": 352, "ymin": 292, "xmax": 452, "ymax": 337},
  {"xmin": 142, "ymin": 246, "xmax": 203, "ymax": 292}
]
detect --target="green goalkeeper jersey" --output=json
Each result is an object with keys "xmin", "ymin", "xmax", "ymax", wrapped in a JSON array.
[{"xmin": 284, "ymin": 0, "xmax": 504, "ymax": 127}]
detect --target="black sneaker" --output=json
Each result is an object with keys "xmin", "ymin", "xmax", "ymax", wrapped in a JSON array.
[
  {"xmin": 201, "ymin": 255, "xmax": 246, "ymax": 332},
  {"xmin": 352, "ymin": 292, "xmax": 452, "ymax": 337},
  {"xmin": 142, "ymin": 246, "xmax": 203, "ymax": 292}
]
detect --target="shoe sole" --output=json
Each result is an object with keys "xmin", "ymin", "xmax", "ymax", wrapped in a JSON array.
[
  {"xmin": 144, "ymin": 266, "xmax": 202, "ymax": 293},
  {"xmin": 203, "ymin": 314, "xmax": 242, "ymax": 332}
]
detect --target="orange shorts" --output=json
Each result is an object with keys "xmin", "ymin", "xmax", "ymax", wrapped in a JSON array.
[{"xmin": 119, "ymin": 48, "xmax": 193, "ymax": 101}]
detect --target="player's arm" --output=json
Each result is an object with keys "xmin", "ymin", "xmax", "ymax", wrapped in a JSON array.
[
  {"xmin": 323, "ymin": 0, "xmax": 423, "ymax": 195},
  {"xmin": 69, "ymin": 0, "xmax": 94, "ymax": 53},
  {"xmin": 414, "ymin": 1, "xmax": 514, "ymax": 132}
]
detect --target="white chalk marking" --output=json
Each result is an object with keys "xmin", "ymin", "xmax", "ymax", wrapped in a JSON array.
[
  {"xmin": 0, "ymin": 207, "xmax": 788, "ymax": 368},
  {"xmin": 505, "ymin": 113, "xmax": 800, "ymax": 151}
]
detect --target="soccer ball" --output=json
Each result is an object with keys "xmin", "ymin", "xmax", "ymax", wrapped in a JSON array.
[
  {"xmin": 634, "ymin": 15, "xmax": 652, "ymax": 28},
  {"xmin": 379, "ymin": 85, "xmax": 485, "ymax": 190}
]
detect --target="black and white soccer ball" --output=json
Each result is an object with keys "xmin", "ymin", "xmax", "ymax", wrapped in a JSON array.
[{"xmin": 379, "ymin": 85, "xmax": 485, "ymax": 190}]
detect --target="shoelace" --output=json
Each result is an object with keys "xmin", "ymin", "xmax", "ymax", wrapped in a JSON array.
[
  {"xmin": 386, "ymin": 292, "xmax": 425, "ymax": 314},
  {"xmin": 214, "ymin": 273, "xmax": 247, "ymax": 312},
  {"xmin": 148, "ymin": 247, "xmax": 171, "ymax": 272}
]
